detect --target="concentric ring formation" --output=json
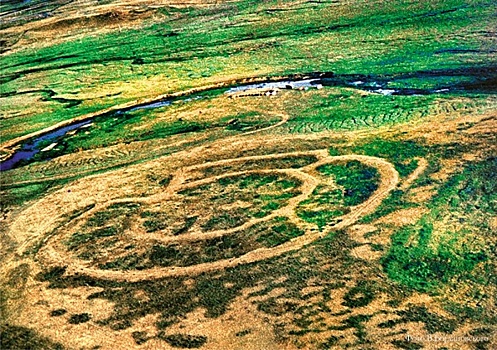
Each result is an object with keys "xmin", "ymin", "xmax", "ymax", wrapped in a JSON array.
[{"xmin": 20, "ymin": 149, "xmax": 399, "ymax": 282}]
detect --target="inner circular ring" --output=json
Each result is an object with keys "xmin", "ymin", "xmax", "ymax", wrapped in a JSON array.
[{"xmin": 37, "ymin": 152, "xmax": 398, "ymax": 281}]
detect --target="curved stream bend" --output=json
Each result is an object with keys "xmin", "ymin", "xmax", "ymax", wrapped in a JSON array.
[{"xmin": 0, "ymin": 71, "xmax": 455, "ymax": 171}]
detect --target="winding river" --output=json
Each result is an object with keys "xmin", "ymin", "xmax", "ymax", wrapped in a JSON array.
[{"xmin": 0, "ymin": 72, "xmax": 457, "ymax": 171}]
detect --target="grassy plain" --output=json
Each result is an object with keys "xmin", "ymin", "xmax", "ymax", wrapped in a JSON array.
[{"xmin": 0, "ymin": 0, "xmax": 496, "ymax": 349}]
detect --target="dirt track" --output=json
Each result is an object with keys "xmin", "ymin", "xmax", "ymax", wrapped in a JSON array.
[
  {"xmin": 3, "ymin": 100, "xmax": 426, "ymax": 283},
  {"xmin": 400, "ymin": 157, "xmax": 428, "ymax": 190},
  {"xmin": 33, "ymin": 151, "xmax": 399, "ymax": 282}
]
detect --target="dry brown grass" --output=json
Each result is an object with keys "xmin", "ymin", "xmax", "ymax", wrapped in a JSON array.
[{"xmin": 1, "ymin": 0, "xmax": 237, "ymax": 52}]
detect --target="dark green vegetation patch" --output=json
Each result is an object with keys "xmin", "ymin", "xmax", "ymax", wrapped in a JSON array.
[
  {"xmin": 0, "ymin": 324, "xmax": 65, "ymax": 350},
  {"xmin": 68, "ymin": 313, "xmax": 91, "ymax": 324},
  {"xmin": 297, "ymin": 160, "xmax": 380, "ymax": 228},
  {"xmin": 191, "ymin": 154, "xmax": 319, "ymax": 182},
  {"xmin": 157, "ymin": 333, "xmax": 207, "ymax": 348},
  {"xmin": 100, "ymin": 217, "xmax": 305, "ymax": 270}
]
